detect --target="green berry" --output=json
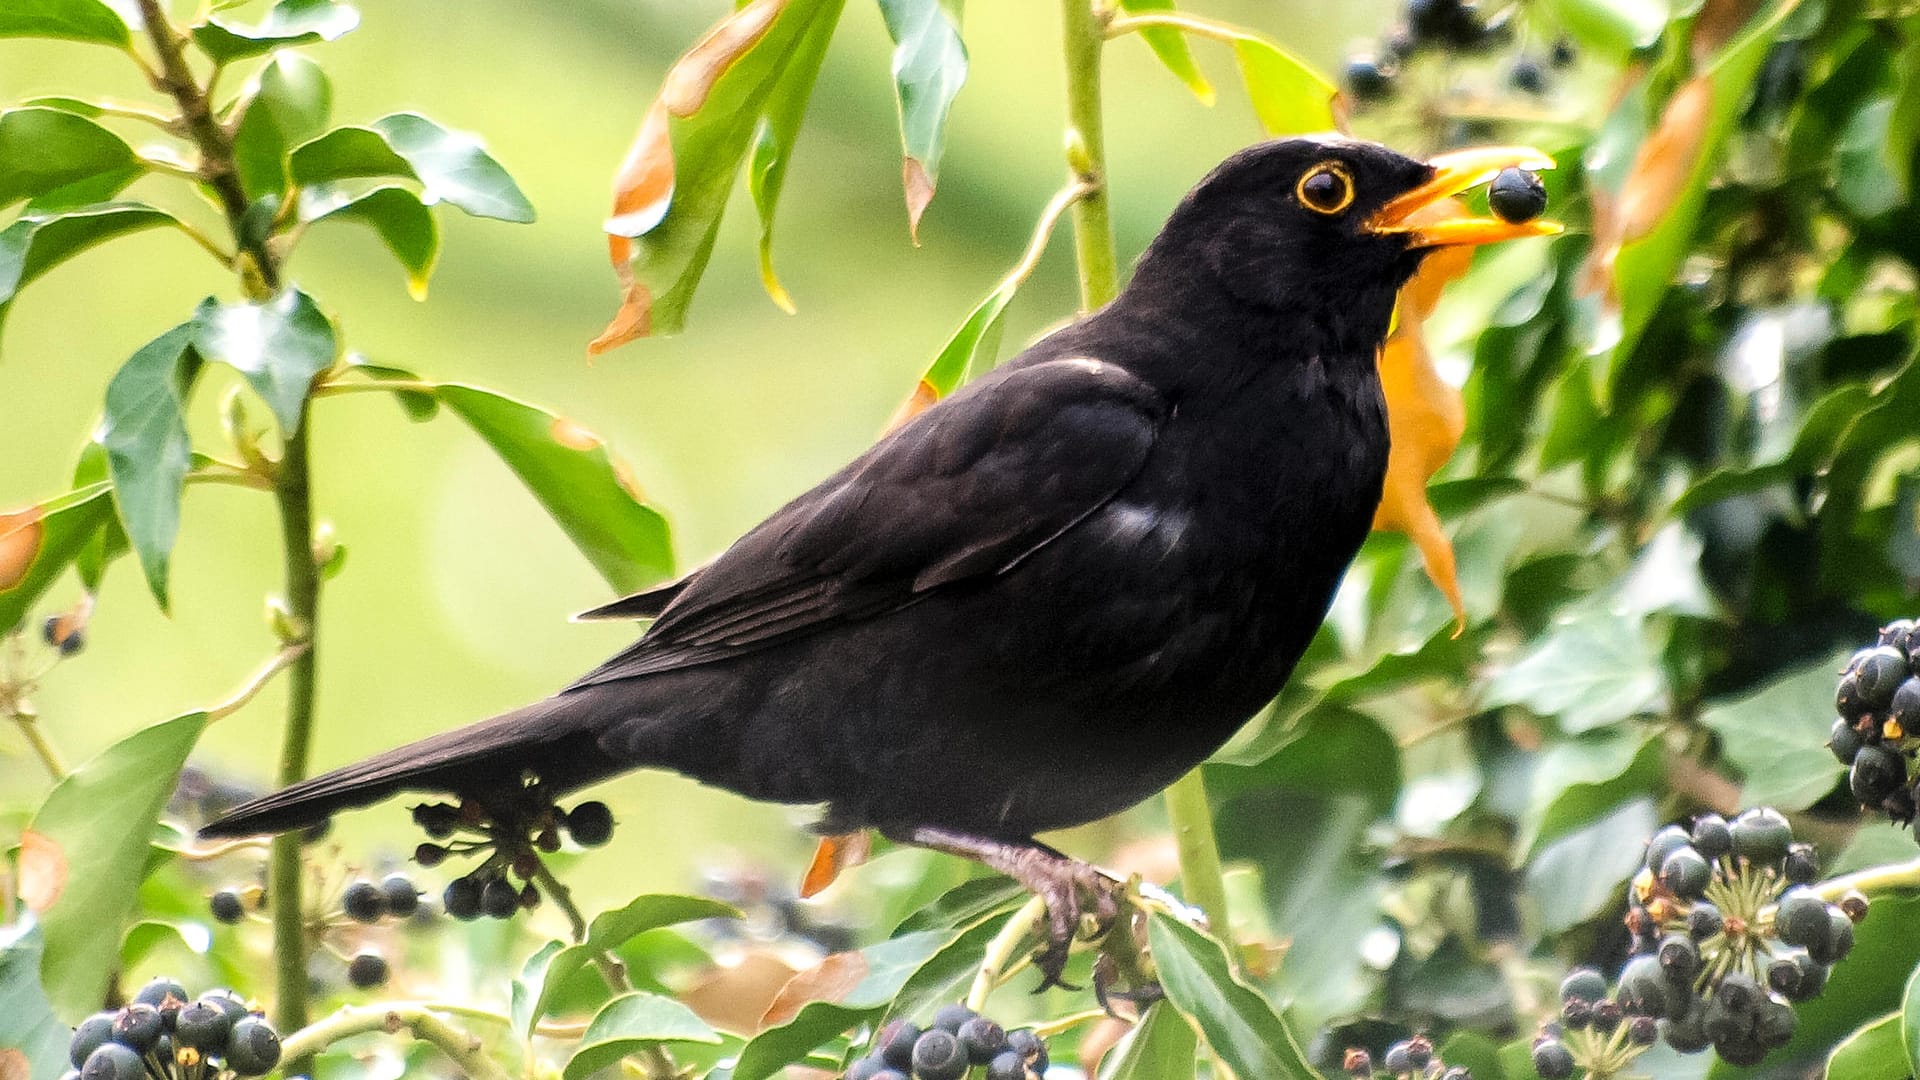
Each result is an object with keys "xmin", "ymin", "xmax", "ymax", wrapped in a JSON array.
[
  {"xmin": 80, "ymin": 1044, "xmax": 143, "ymax": 1080},
  {"xmin": 443, "ymin": 877, "xmax": 482, "ymax": 920},
  {"xmin": 225, "ymin": 1017, "xmax": 281, "ymax": 1077},
  {"xmin": 1730, "ymin": 808, "xmax": 1793, "ymax": 865},
  {"xmin": 1531, "ymin": 1039, "xmax": 1574, "ymax": 1080},
  {"xmin": 348, "ymin": 952, "xmax": 390, "ymax": 989},
  {"xmin": 382, "ymin": 873, "xmax": 421, "ymax": 916},
  {"xmin": 911, "ymin": 1029, "xmax": 966, "ymax": 1080},
  {"xmin": 69, "ymin": 1014, "xmax": 116, "ymax": 1069},
  {"xmin": 566, "ymin": 801, "xmax": 615, "ymax": 846},
  {"xmin": 1559, "ymin": 967, "xmax": 1608, "ymax": 1005},
  {"xmin": 171, "ymin": 1002, "xmax": 231, "ymax": 1054},
  {"xmin": 1661, "ymin": 846, "xmax": 1711, "ymax": 898},
  {"xmin": 342, "ymin": 880, "xmax": 386, "ymax": 922},
  {"xmin": 958, "ymin": 1017, "xmax": 1008, "ymax": 1064},
  {"xmin": 1487, "ymin": 168, "xmax": 1547, "ymax": 223},
  {"xmin": 210, "ymin": 889, "xmax": 245, "ymax": 924}
]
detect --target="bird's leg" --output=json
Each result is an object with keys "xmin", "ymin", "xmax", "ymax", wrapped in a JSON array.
[{"xmin": 890, "ymin": 825, "xmax": 1121, "ymax": 991}]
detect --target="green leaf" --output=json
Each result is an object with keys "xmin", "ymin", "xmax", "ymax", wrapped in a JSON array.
[
  {"xmin": 1146, "ymin": 914, "xmax": 1317, "ymax": 1080},
  {"xmin": 0, "ymin": 203, "xmax": 179, "ymax": 344},
  {"xmin": 23, "ymin": 710, "xmax": 210, "ymax": 1021},
  {"xmin": 1700, "ymin": 652, "xmax": 1850, "ymax": 811},
  {"xmin": 100, "ymin": 324, "xmax": 201, "ymax": 610},
  {"xmin": 0, "ymin": 925, "xmax": 72, "ymax": 1080},
  {"xmin": 0, "ymin": 485, "xmax": 115, "ymax": 635},
  {"xmin": 519, "ymin": 893, "xmax": 737, "ymax": 1036},
  {"xmin": 562, "ymin": 992, "xmax": 721, "ymax": 1080},
  {"xmin": 1830, "ymin": 1012, "xmax": 1904, "ymax": 1080},
  {"xmin": 1523, "ymin": 795, "xmax": 1657, "ymax": 933},
  {"xmin": 1518, "ymin": 728, "xmax": 1661, "ymax": 857},
  {"xmin": 893, "ymin": 875, "xmax": 1025, "ymax": 934},
  {"xmin": 302, "ymin": 186, "xmax": 438, "ymax": 299},
  {"xmin": 335, "ymin": 357, "xmax": 437, "ymax": 420},
  {"xmin": 71, "ymin": 441, "xmax": 128, "ymax": 593},
  {"xmin": 436, "ymin": 385, "xmax": 675, "ymax": 594},
  {"xmin": 876, "ymin": 0, "xmax": 967, "ymax": 235},
  {"xmin": 192, "ymin": 289, "xmax": 337, "ymax": 433},
  {"xmin": 1541, "ymin": 0, "xmax": 1666, "ymax": 57},
  {"xmin": 594, "ymin": 0, "xmax": 844, "ymax": 344},
  {"xmin": 1905, "ymin": 963, "xmax": 1920, "ymax": 1078},
  {"xmin": 0, "ymin": 107, "xmax": 137, "ymax": 208},
  {"xmin": 189, "ymin": 0, "xmax": 359, "ymax": 64},
  {"xmin": 290, "ymin": 114, "xmax": 534, "ymax": 223},
  {"xmin": 1097, "ymin": 1002, "xmax": 1199, "ymax": 1080},
  {"xmin": 880, "ymin": 906, "xmax": 1013, "ymax": 1024},
  {"xmin": 232, "ymin": 52, "xmax": 332, "ymax": 200},
  {"xmin": 0, "ymin": 0, "xmax": 129, "ymax": 46},
  {"xmin": 1483, "ymin": 605, "xmax": 1667, "ymax": 733},
  {"xmin": 730, "ymin": 930, "xmax": 952, "ymax": 1080},
  {"xmin": 1116, "ymin": 0, "xmax": 1214, "ymax": 104},
  {"xmin": 746, "ymin": 0, "xmax": 841, "ymax": 309},
  {"xmin": 1230, "ymin": 35, "xmax": 1338, "ymax": 138}
]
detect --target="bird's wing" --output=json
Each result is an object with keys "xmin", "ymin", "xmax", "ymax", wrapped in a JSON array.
[
  {"xmin": 566, "ymin": 357, "xmax": 1165, "ymax": 687},
  {"xmin": 573, "ymin": 573, "xmax": 701, "ymax": 621}
]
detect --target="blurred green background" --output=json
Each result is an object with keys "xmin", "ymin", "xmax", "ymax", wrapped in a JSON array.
[{"xmin": 0, "ymin": 0, "xmax": 1389, "ymax": 906}]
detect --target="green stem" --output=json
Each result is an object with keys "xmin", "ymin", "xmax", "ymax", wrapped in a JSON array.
[
  {"xmin": 1059, "ymin": 0, "xmax": 1118, "ymax": 311},
  {"xmin": 1815, "ymin": 857, "xmax": 1920, "ymax": 902},
  {"xmin": 1163, "ymin": 770, "xmax": 1231, "ymax": 940},
  {"xmin": 277, "ymin": 1004, "xmax": 515, "ymax": 1080},
  {"xmin": 967, "ymin": 896, "xmax": 1047, "ymax": 1011},
  {"xmin": 271, "ymin": 406, "xmax": 320, "ymax": 1046}
]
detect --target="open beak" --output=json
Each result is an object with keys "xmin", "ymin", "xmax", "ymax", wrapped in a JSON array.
[{"xmin": 1367, "ymin": 146, "xmax": 1564, "ymax": 247}]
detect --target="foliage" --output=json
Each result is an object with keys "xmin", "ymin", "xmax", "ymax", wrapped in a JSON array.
[{"xmin": 3, "ymin": 1, "xmax": 1920, "ymax": 1080}]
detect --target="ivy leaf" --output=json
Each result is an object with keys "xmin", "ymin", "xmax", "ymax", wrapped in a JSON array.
[
  {"xmin": 1097, "ymin": 1001, "xmax": 1199, "ymax": 1080},
  {"xmin": 1115, "ymin": 0, "xmax": 1214, "ymax": 104},
  {"xmin": 1229, "ymin": 33, "xmax": 1339, "ymax": 137},
  {"xmin": 231, "ymin": 53, "xmax": 332, "ymax": 200},
  {"xmin": 1830, "ymin": 1012, "xmax": 1904, "ymax": 1080},
  {"xmin": 517, "ymin": 894, "xmax": 738, "ymax": 1037},
  {"xmin": 0, "ymin": 0, "xmax": 128, "ymax": 46},
  {"xmin": 876, "ymin": 0, "xmax": 967, "ymax": 239},
  {"xmin": 435, "ymin": 385, "xmax": 675, "ymax": 594},
  {"xmin": 730, "ymin": 931, "xmax": 952, "ymax": 1080},
  {"xmin": 70, "ymin": 441, "xmax": 128, "ymax": 594},
  {"xmin": 99, "ymin": 324, "xmax": 201, "ymax": 611},
  {"xmin": 0, "ymin": 107, "xmax": 138, "ymax": 209},
  {"xmin": 591, "ymin": 0, "xmax": 844, "ymax": 350},
  {"xmin": 1523, "ymin": 796, "xmax": 1657, "ymax": 933},
  {"xmin": 301, "ymin": 186, "xmax": 438, "ymax": 299},
  {"xmin": 192, "ymin": 290, "xmax": 337, "ymax": 434},
  {"xmin": 746, "ymin": 0, "xmax": 841, "ymax": 312},
  {"xmin": 1700, "ymin": 653, "xmax": 1850, "ymax": 811},
  {"xmin": 1146, "ymin": 914, "xmax": 1318, "ymax": 1080},
  {"xmin": 20, "ymin": 711, "xmax": 210, "ymax": 1021},
  {"xmin": 289, "ymin": 113, "xmax": 533, "ymax": 223},
  {"xmin": 189, "ymin": 0, "xmax": 360, "ymax": 64},
  {"xmin": 1541, "ymin": 0, "xmax": 1667, "ymax": 57},
  {"xmin": 0, "ymin": 484, "xmax": 116, "ymax": 634},
  {"xmin": 1483, "ymin": 605, "xmax": 1668, "ymax": 733},
  {"xmin": 0, "ymin": 204, "xmax": 178, "ymax": 347},
  {"xmin": 1517, "ymin": 729, "xmax": 1662, "ymax": 857},
  {"xmin": 561, "ymin": 992, "xmax": 721, "ymax": 1080},
  {"xmin": 0, "ymin": 925, "xmax": 71, "ymax": 1080}
]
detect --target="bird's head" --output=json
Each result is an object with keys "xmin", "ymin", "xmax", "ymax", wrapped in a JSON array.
[{"xmin": 1131, "ymin": 135, "xmax": 1560, "ymax": 348}]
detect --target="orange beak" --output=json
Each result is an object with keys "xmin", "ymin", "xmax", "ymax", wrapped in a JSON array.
[{"xmin": 1367, "ymin": 146, "xmax": 1564, "ymax": 247}]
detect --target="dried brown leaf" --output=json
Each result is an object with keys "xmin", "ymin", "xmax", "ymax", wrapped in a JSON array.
[
  {"xmin": 903, "ymin": 157, "xmax": 934, "ymax": 245},
  {"xmin": 761, "ymin": 951, "xmax": 867, "ymax": 1028}
]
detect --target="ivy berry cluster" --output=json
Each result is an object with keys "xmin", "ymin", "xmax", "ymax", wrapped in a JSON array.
[
  {"xmin": 410, "ymin": 796, "xmax": 614, "ymax": 921},
  {"xmin": 845, "ymin": 1004, "xmax": 1050, "ymax": 1080},
  {"xmin": 208, "ymin": 874, "xmax": 424, "ymax": 988},
  {"xmin": 66, "ymin": 979, "xmax": 279, "ymax": 1080},
  {"xmin": 1343, "ymin": 1035, "xmax": 1471, "ymax": 1080},
  {"xmin": 1831, "ymin": 618, "xmax": 1920, "ymax": 827},
  {"xmin": 1342, "ymin": 0, "xmax": 1574, "ymax": 106}
]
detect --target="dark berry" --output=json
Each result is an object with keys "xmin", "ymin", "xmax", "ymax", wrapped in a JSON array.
[
  {"xmin": 1629, "ymin": 1016, "xmax": 1658, "ymax": 1046},
  {"xmin": 69, "ymin": 1015, "xmax": 116, "ymax": 1068},
  {"xmin": 1006, "ymin": 1029, "xmax": 1047, "ymax": 1071},
  {"xmin": 210, "ymin": 889, "xmax": 245, "ymax": 924},
  {"xmin": 930, "ymin": 1004, "xmax": 975, "ymax": 1034},
  {"xmin": 1645, "ymin": 825, "xmax": 1692, "ymax": 874},
  {"xmin": 1559, "ymin": 968, "xmax": 1608, "ymax": 1005},
  {"xmin": 1830, "ymin": 717, "xmax": 1865, "ymax": 765},
  {"xmin": 958, "ymin": 1017, "xmax": 1008, "ymax": 1064},
  {"xmin": 1561, "ymin": 998, "xmax": 1592, "ymax": 1028},
  {"xmin": 43, "ymin": 615, "xmax": 84, "ymax": 656},
  {"xmin": 1661, "ymin": 1006, "xmax": 1710, "ymax": 1054},
  {"xmin": 1715, "ymin": 1036, "xmax": 1768, "ymax": 1067},
  {"xmin": 1892, "ymin": 676, "xmax": 1920, "ymax": 732},
  {"xmin": 342, "ymin": 880, "xmax": 386, "ymax": 923},
  {"xmin": 846, "ymin": 1059, "xmax": 889, "ymax": 1080},
  {"xmin": 1400, "ymin": 1037, "xmax": 1433, "ymax": 1071},
  {"xmin": 1509, "ymin": 57, "xmax": 1545, "ymax": 93},
  {"xmin": 443, "ymin": 877, "xmax": 483, "ymax": 921},
  {"xmin": 985, "ymin": 1052, "xmax": 1025, "ymax": 1080},
  {"xmin": 412, "ymin": 803, "xmax": 459, "ymax": 839},
  {"xmin": 1550, "ymin": 37, "xmax": 1576, "ymax": 67},
  {"xmin": 1530, "ymin": 1039, "xmax": 1574, "ymax": 1080},
  {"xmin": 1730, "ymin": 808, "xmax": 1792, "ymax": 865},
  {"xmin": 1346, "ymin": 56, "xmax": 1395, "ymax": 102},
  {"xmin": 1405, "ymin": 0, "xmax": 1463, "ymax": 38},
  {"xmin": 1383, "ymin": 28, "xmax": 1416, "ymax": 62},
  {"xmin": 171, "ymin": 1003, "xmax": 231, "ymax": 1054},
  {"xmin": 481, "ymin": 876, "xmax": 520, "ymax": 919},
  {"xmin": 1880, "ymin": 618, "xmax": 1916, "ymax": 650},
  {"xmin": 225, "ymin": 1017, "xmax": 281, "ymax": 1077},
  {"xmin": 1688, "ymin": 901, "xmax": 1724, "ymax": 940},
  {"xmin": 80, "ymin": 1044, "xmax": 143, "ymax": 1080},
  {"xmin": 1591, "ymin": 998, "xmax": 1624, "ymax": 1033},
  {"xmin": 1851, "ymin": 745, "xmax": 1906, "ymax": 806},
  {"xmin": 879, "ymin": 1021, "xmax": 922, "ymax": 1071},
  {"xmin": 1658, "ymin": 935, "xmax": 1700, "ymax": 983},
  {"xmin": 132, "ymin": 978, "xmax": 188, "ymax": 1020},
  {"xmin": 414, "ymin": 842, "xmax": 448, "ymax": 867},
  {"xmin": 1661, "ymin": 846, "xmax": 1711, "ymax": 898},
  {"xmin": 1837, "ymin": 670, "xmax": 1870, "ymax": 722},
  {"xmin": 382, "ymin": 873, "xmax": 421, "ymax": 916},
  {"xmin": 1754, "ymin": 997, "xmax": 1795, "ymax": 1048},
  {"xmin": 911, "ymin": 1029, "xmax": 966, "ymax": 1080},
  {"xmin": 1857, "ymin": 646, "xmax": 1907, "ymax": 706},
  {"xmin": 567, "ymin": 801, "xmax": 615, "ymax": 846},
  {"xmin": 1382, "ymin": 1043, "xmax": 1412, "ymax": 1074},
  {"xmin": 1766, "ymin": 956, "xmax": 1803, "ymax": 998},
  {"xmin": 1775, "ymin": 887, "xmax": 1828, "ymax": 948},
  {"xmin": 348, "ymin": 952, "xmax": 390, "ymax": 989},
  {"xmin": 1782, "ymin": 843, "xmax": 1818, "ymax": 885},
  {"xmin": 109, "ymin": 1005, "xmax": 163, "ymax": 1052},
  {"xmin": 1691, "ymin": 814, "xmax": 1732, "ymax": 861},
  {"xmin": 1841, "ymin": 890, "xmax": 1870, "ymax": 923},
  {"xmin": 1617, "ymin": 955, "xmax": 1671, "ymax": 1017},
  {"xmin": 1809, "ymin": 906, "xmax": 1854, "ymax": 964},
  {"xmin": 1487, "ymin": 168, "xmax": 1547, "ymax": 224}
]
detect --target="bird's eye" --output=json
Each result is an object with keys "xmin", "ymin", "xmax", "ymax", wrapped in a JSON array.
[{"xmin": 1295, "ymin": 163, "xmax": 1355, "ymax": 215}]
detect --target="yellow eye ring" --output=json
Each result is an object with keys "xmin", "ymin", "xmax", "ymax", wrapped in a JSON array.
[{"xmin": 1296, "ymin": 162, "xmax": 1356, "ymax": 215}]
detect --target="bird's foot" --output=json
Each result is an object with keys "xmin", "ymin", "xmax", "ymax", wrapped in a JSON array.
[{"xmin": 891, "ymin": 825, "xmax": 1122, "ymax": 993}]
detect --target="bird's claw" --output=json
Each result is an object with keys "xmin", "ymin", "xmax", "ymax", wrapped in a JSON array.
[{"xmin": 1029, "ymin": 861, "xmax": 1122, "ymax": 993}]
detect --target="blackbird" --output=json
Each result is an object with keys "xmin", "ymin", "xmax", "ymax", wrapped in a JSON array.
[{"xmin": 204, "ymin": 136, "xmax": 1556, "ymax": 977}]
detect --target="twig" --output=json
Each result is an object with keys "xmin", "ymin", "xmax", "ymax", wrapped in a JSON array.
[
  {"xmin": 205, "ymin": 643, "xmax": 309, "ymax": 722},
  {"xmin": 529, "ymin": 860, "xmax": 675, "ymax": 1078},
  {"xmin": 967, "ymin": 896, "xmax": 1047, "ymax": 1011},
  {"xmin": 11, "ymin": 706, "xmax": 67, "ymax": 781},
  {"xmin": 1815, "ymin": 857, "xmax": 1920, "ymax": 902},
  {"xmin": 1059, "ymin": 0, "xmax": 1119, "ymax": 311},
  {"xmin": 277, "ymin": 1005, "xmax": 515, "ymax": 1080}
]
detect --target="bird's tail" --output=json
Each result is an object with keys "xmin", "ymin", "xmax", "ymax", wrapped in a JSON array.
[{"xmin": 198, "ymin": 689, "xmax": 622, "ymax": 839}]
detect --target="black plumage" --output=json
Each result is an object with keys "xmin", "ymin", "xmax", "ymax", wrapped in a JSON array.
[{"xmin": 204, "ymin": 135, "xmax": 1553, "ymax": 972}]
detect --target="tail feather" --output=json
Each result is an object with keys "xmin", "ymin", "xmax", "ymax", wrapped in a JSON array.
[{"xmin": 199, "ymin": 692, "xmax": 619, "ymax": 839}]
